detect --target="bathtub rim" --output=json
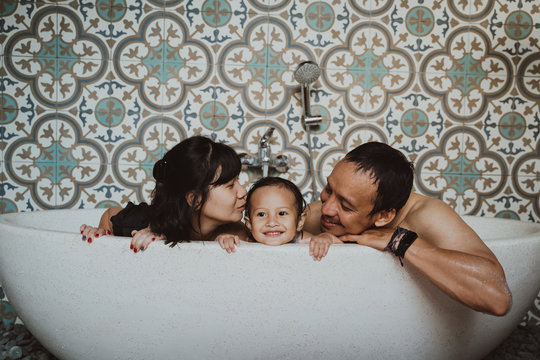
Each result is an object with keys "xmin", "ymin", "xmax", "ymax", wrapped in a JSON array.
[{"xmin": 0, "ymin": 208, "xmax": 539, "ymax": 244}]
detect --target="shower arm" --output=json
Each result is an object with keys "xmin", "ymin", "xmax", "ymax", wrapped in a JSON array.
[
  {"xmin": 300, "ymin": 83, "xmax": 322, "ymax": 126},
  {"xmin": 300, "ymin": 84, "xmax": 320, "ymax": 201}
]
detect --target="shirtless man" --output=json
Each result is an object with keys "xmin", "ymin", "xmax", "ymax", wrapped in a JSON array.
[{"xmin": 304, "ymin": 141, "xmax": 512, "ymax": 316}]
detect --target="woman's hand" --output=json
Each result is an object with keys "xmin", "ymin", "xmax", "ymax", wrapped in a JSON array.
[
  {"xmin": 216, "ymin": 234, "xmax": 241, "ymax": 254},
  {"xmin": 130, "ymin": 227, "xmax": 163, "ymax": 253},
  {"xmin": 80, "ymin": 224, "xmax": 110, "ymax": 243}
]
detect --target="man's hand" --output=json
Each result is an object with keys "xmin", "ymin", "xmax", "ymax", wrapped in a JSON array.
[{"xmin": 339, "ymin": 227, "xmax": 395, "ymax": 251}]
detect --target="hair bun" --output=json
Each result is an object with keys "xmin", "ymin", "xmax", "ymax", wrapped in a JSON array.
[{"xmin": 153, "ymin": 159, "xmax": 168, "ymax": 182}]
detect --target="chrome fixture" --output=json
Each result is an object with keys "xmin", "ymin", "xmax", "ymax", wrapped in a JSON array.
[
  {"xmin": 238, "ymin": 126, "xmax": 289, "ymax": 178},
  {"xmin": 258, "ymin": 126, "xmax": 274, "ymax": 176},
  {"xmin": 294, "ymin": 61, "xmax": 323, "ymax": 201},
  {"xmin": 295, "ymin": 61, "xmax": 323, "ymax": 126}
]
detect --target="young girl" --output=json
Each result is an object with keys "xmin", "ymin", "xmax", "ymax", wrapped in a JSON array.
[
  {"xmin": 80, "ymin": 136, "xmax": 248, "ymax": 251},
  {"xmin": 218, "ymin": 177, "xmax": 335, "ymax": 259}
]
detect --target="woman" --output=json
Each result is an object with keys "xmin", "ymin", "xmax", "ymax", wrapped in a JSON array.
[{"xmin": 80, "ymin": 136, "xmax": 248, "ymax": 251}]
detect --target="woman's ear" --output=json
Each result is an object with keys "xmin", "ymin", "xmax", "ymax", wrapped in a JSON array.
[
  {"xmin": 185, "ymin": 191, "xmax": 202, "ymax": 209},
  {"xmin": 373, "ymin": 208, "xmax": 396, "ymax": 227},
  {"xmin": 185, "ymin": 191, "xmax": 195, "ymax": 207},
  {"xmin": 296, "ymin": 211, "xmax": 307, "ymax": 231}
]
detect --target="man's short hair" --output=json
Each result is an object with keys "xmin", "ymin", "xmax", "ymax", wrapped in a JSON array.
[{"xmin": 344, "ymin": 142, "xmax": 414, "ymax": 217}]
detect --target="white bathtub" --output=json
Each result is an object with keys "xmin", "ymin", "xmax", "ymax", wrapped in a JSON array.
[{"xmin": 0, "ymin": 209, "xmax": 539, "ymax": 360}]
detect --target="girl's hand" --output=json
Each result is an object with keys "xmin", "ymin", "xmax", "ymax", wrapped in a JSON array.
[
  {"xmin": 309, "ymin": 233, "xmax": 335, "ymax": 261},
  {"xmin": 79, "ymin": 224, "xmax": 110, "ymax": 243},
  {"xmin": 130, "ymin": 227, "xmax": 163, "ymax": 253},
  {"xmin": 217, "ymin": 234, "xmax": 240, "ymax": 254}
]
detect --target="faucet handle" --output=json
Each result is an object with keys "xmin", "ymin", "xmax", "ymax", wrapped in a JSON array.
[
  {"xmin": 259, "ymin": 126, "xmax": 275, "ymax": 147},
  {"xmin": 272, "ymin": 154, "xmax": 289, "ymax": 173},
  {"xmin": 238, "ymin": 153, "xmax": 257, "ymax": 167}
]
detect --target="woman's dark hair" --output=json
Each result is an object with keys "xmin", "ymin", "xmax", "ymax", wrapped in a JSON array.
[
  {"xmin": 149, "ymin": 136, "xmax": 241, "ymax": 246},
  {"xmin": 245, "ymin": 177, "xmax": 306, "ymax": 219},
  {"xmin": 344, "ymin": 142, "xmax": 414, "ymax": 217}
]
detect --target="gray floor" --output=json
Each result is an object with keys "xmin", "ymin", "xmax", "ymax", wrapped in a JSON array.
[
  {"xmin": 484, "ymin": 323, "xmax": 540, "ymax": 360},
  {"xmin": 1, "ymin": 322, "xmax": 539, "ymax": 360}
]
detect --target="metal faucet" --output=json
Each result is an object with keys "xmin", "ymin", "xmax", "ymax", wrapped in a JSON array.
[
  {"xmin": 238, "ymin": 126, "xmax": 289, "ymax": 178},
  {"xmin": 258, "ymin": 127, "xmax": 274, "ymax": 177}
]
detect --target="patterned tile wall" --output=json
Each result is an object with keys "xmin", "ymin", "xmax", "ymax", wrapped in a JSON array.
[
  {"xmin": 0, "ymin": 0, "xmax": 539, "ymax": 221},
  {"xmin": 0, "ymin": 0, "xmax": 539, "ymax": 324}
]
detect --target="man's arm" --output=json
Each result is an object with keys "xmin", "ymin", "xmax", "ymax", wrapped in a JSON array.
[{"xmin": 340, "ymin": 194, "xmax": 512, "ymax": 316}]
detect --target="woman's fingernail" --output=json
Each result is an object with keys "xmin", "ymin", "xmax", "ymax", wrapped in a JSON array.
[
  {"xmin": 106, "ymin": 230, "xmax": 111, "ymax": 235},
  {"xmin": 130, "ymin": 244, "xmax": 133, "ymax": 250},
  {"xmin": 133, "ymin": 248, "xmax": 138, "ymax": 253},
  {"xmin": 80, "ymin": 230, "xmax": 84, "ymax": 234},
  {"xmin": 95, "ymin": 234, "xmax": 99, "ymax": 238},
  {"xmin": 140, "ymin": 246, "xmax": 145, "ymax": 251},
  {"xmin": 87, "ymin": 238, "xmax": 92, "ymax": 243},
  {"xmin": 152, "ymin": 237, "xmax": 155, "ymax": 241},
  {"xmin": 82, "ymin": 235, "xmax": 86, "ymax": 241}
]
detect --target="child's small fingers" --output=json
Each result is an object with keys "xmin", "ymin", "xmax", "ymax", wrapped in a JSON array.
[
  {"xmin": 322, "ymin": 248, "xmax": 329, "ymax": 258},
  {"xmin": 321, "ymin": 244, "xmax": 330, "ymax": 259},
  {"xmin": 311, "ymin": 245, "xmax": 319, "ymax": 260},
  {"xmin": 314, "ymin": 244, "xmax": 327, "ymax": 260}
]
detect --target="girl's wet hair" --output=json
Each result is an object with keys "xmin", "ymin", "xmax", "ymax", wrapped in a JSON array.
[
  {"xmin": 245, "ymin": 177, "xmax": 306, "ymax": 219},
  {"xmin": 149, "ymin": 136, "xmax": 241, "ymax": 246}
]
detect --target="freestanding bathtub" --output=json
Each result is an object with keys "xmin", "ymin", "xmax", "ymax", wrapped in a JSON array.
[{"xmin": 0, "ymin": 209, "xmax": 539, "ymax": 360}]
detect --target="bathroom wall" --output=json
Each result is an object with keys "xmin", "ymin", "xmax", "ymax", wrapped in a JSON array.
[{"xmin": 0, "ymin": 0, "xmax": 539, "ymax": 322}]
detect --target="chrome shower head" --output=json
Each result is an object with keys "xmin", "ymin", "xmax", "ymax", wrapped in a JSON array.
[
  {"xmin": 294, "ymin": 61, "xmax": 322, "ymax": 125},
  {"xmin": 294, "ymin": 61, "xmax": 321, "ymax": 85}
]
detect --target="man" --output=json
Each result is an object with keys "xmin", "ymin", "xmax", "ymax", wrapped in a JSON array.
[{"xmin": 305, "ymin": 141, "xmax": 512, "ymax": 316}]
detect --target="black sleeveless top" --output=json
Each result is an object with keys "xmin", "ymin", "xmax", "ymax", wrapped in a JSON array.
[{"xmin": 110, "ymin": 202, "xmax": 151, "ymax": 236}]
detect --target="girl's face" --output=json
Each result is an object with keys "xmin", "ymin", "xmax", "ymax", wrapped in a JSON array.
[
  {"xmin": 201, "ymin": 176, "xmax": 247, "ymax": 225},
  {"xmin": 245, "ymin": 185, "xmax": 305, "ymax": 246}
]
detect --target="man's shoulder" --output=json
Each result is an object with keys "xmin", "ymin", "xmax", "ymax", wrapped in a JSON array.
[
  {"xmin": 406, "ymin": 193, "xmax": 444, "ymax": 211},
  {"xmin": 400, "ymin": 193, "xmax": 450, "ymax": 224},
  {"xmin": 304, "ymin": 201, "xmax": 323, "ymax": 234}
]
